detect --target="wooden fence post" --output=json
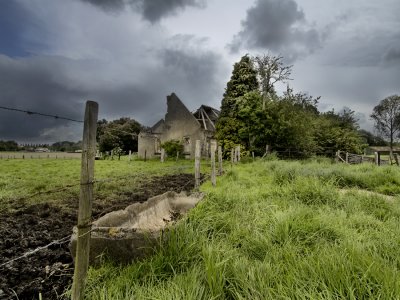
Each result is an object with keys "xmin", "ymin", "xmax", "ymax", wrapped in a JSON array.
[
  {"xmin": 144, "ymin": 150, "xmax": 147, "ymax": 162},
  {"xmin": 71, "ymin": 101, "xmax": 98, "ymax": 300},
  {"xmin": 252, "ymin": 151, "xmax": 255, "ymax": 162},
  {"xmin": 210, "ymin": 140, "xmax": 217, "ymax": 187},
  {"xmin": 231, "ymin": 148, "xmax": 234, "ymax": 165},
  {"xmin": 237, "ymin": 145, "xmax": 241, "ymax": 162},
  {"xmin": 129, "ymin": 150, "xmax": 132, "ymax": 161},
  {"xmin": 218, "ymin": 145, "xmax": 223, "ymax": 175},
  {"xmin": 160, "ymin": 148, "xmax": 165, "ymax": 163},
  {"xmin": 195, "ymin": 140, "xmax": 201, "ymax": 189},
  {"xmin": 374, "ymin": 152, "xmax": 378, "ymax": 166},
  {"xmin": 345, "ymin": 152, "xmax": 349, "ymax": 164}
]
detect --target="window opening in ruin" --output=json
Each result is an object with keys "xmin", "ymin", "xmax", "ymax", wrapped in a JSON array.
[
  {"xmin": 183, "ymin": 137, "xmax": 191, "ymax": 153},
  {"xmin": 155, "ymin": 138, "xmax": 161, "ymax": 154}
]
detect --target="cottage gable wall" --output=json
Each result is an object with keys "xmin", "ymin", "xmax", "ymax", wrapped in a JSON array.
[
  {"xmin": 138, "ymin": 93, "xmax": 218, "ymax": 159},
  {"xmin": 162, "ymin": 93, "xmax": 202, "ymax": 141}
]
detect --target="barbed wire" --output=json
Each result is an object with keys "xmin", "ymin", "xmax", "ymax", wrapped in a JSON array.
[
  {"xmin": 0, "ymin": 105, "xmax": 83, "ymax": 123},
  {"xmin": 0, "ymin": 236, "xmax": 71, "ymax": 267},
  {"xmin": 0, "ymin": 170, "xmax": 209, "ymax": 267}
]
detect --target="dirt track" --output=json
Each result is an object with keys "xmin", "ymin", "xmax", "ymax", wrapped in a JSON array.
[{"xmin": 0, "ymin": 173, "xmax": 196, "ymax": 300}]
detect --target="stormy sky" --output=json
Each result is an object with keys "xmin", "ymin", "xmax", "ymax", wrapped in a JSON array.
[{"xmin": 0, "ymin": 0, "xmax": 399, "ymax": 143}]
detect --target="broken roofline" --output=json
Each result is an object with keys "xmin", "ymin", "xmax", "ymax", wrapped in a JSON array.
[
  {"xmin": 192, "ymin": 105, "xmax": 220, "ymax": 131},
  {"xmin": 147, "ymin": 93, "xmax": 220, "ymax": 133}
]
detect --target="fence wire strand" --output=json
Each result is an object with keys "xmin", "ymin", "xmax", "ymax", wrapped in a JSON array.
[
  {"xmin": 0, "ymin": 105, "xmax": 84, "ymax": 123},
  {"xmin": 0, "ymin": 236, "xmax": 71, "ymax": 267}
]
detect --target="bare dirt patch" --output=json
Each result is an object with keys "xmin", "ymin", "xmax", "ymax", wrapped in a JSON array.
[{"xmin": 0, "ymin": 173, "xmax": 196, "ymax": 300}]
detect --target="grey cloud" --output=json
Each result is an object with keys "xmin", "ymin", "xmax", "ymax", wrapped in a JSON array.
[
  {"xmin": 81, "ymin": 0, "xmax": 125, "ymax": 12},
  {"xmin": 157, "ymin": 35, "xmax": 225, "ymax": 108},
  {"xmin": 384, "ymin": 47, "xmax": 400, "ymax": 64},
  {"xmin": 0, "ymin": 37, "xmax": 225, "ymax": 143},
  {"xmin": 81, "ymin": 0, "xmax": 206, "ymax": 22},
  {"xmin": 229, "ymin": 0, "xmax": 322, "ymax": 61}
]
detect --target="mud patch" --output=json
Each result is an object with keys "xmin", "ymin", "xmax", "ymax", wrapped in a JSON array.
[{"xmin": 0, "ymin": 173, "xmax": 196, "ymax": 300}]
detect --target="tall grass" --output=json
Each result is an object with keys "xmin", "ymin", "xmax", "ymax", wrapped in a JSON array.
[{"xmin": 82, "ymin": 160, "xmax": 400, "ymax": 299}]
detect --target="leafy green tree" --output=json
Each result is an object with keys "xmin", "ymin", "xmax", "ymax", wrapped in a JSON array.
[
  {"xmin": 370, "ymin": 95, "xmax": 400, "ymax": 152},
  {"xmin": 216, "ymin": 53, "xmax": 366, "ymax": 158},
  {"xmin": 253, "ymin": 54, "xmax": 292, "ymax": 109},
  {"xmin": 161, "ymin": 140, "xmax": 183, "ymax": 158},
  {"xmin": 358, "ymin": 129, "xmax": 387, "ymax": 146},
  {"xmin": 0, "ymin": 140, "xmax": 19, "ymax": 151},
  {"xmin": 97, "ymin": 117, "xmax": 142, "ymax": 153},
  {"xmin": 315, "ymin": 110, "xmax": 365, "ymax": 154},
  {"xmin": 263, "ymin": 97, "xmax": 318, "ymax": 156}
]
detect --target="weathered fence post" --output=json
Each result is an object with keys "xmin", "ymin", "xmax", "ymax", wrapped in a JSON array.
[
  {"xmin": 374, "ymin": 152, "xmax": 379, "ymax": 166},
  {"xmin": 160, "ymin": 148, "xmax": 165, "ymax": 163},
  {"xmin": 71, "ymin": 101, "xmax": 98, "ymax": 300},
  {"xmin": 345, "ymin": 152, "xmax": 349, "ymax": 164},
  {"xmin": 129, "ymin": 150, "xmax": 132, "ymax": 161},
  {"xmin": 195, "ymin": 140, "xmax": 201, "ymax": 189},
  {"xmin": 210, "ymin": 140, "xmax": 217, "ymax": 187},
  {"xmin": 176, "ymin": 151, "xmax": 179, "ymax": 161},
  {"xmin": 218, "ymin": 145, "xmax": 223, "ymax": 175},
  {"xmin": 144, "ymin": 150, "xmax": 147, "ymax": 162},
  {"xmin": 233, "ymin": 147, "xmax": 237, "ymax": 163},
  {"xmin": 237, "ymin": 145, "xmax": 241, "ymax": 162},
  {"xmin": 252, "ymin": 151, "xmax": 255, "ymax": 162},
  {"xmin": 231, "ymin": 148, "xmax": 234, "ymax": 165}
]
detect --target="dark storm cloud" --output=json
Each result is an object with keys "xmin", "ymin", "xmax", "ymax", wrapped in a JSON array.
[
  {"xmin": 384, "ymin": 47, "xmax": 400, "ymax": 64},
  {"xmin": 229, "ymin": 0, "xmax": 322, "ymax": 61},
  {"xmin": 0, "ymin": 55, "xmax": 87, "ymax": 142},
  {"xmin": 0, "ymin": 34, "xmax": 225, "ymax": 142},
  {"xmin": 157, "ymin": 34, "xmax": 225, "ymax": 108},
  {"xmin": 81, "ymin": 0, "xmax": 206, "ymax": 22}
]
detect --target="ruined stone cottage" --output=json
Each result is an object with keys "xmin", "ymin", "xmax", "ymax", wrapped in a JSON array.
[{"xmin": 138, "ymin": 93, "xmax": 220, "ymax": 159}]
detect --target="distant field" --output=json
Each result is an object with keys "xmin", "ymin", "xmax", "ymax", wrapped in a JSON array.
[{"xmin": 0, "ymin": 151, "xmax": 81, "ymax": 159}]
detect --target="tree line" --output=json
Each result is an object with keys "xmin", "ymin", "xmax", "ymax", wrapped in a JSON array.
[{"xmin": 216, "ymin": 54, "xmax": 394, "ymax": 157}]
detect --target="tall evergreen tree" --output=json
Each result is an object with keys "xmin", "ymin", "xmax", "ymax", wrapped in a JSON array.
[
  {"xmin": 216, "ymin": 55, "xmax": 258, "ymax": 154},
  {"xmin": 219, "ymin": 54, "xmax": 258, "ymax": 118}
]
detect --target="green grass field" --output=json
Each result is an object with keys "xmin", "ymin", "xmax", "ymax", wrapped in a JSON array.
[
  {"xmin": 1, "ymin": 157, "xmax": 400, "ymax": 299},
  {"xmin": 80, "ymin": 158, "xmax": 400, "ymax": 300},
  {"xmin": 0, "ymin": 155, "xmax": 196, "ymax": 211}
]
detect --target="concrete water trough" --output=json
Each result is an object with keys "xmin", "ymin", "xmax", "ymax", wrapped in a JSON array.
[{"xmin": 70, "ymin": 191, "xmax": 203, "ymax": 264}]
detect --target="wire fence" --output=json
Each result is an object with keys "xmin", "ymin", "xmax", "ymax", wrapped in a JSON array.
[
  {"xmin": 0, "ymin": 164, "xmax": 210, "ymax": 267},
  {"xmin": 336, "ymin": 150, "xmax": 394, "ymax": 166},
  {"xmin": 0, "ymin": 105, "xmax": 83, "ymax": 123},
  {"xmin": 0, "ymin": 104, "xmax": 213, "ymax": 296}
]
